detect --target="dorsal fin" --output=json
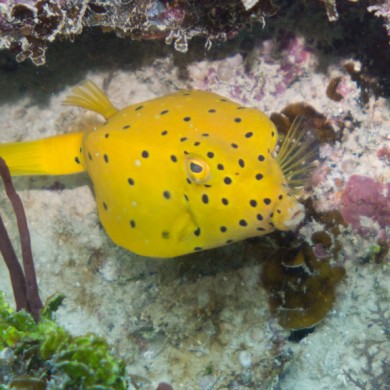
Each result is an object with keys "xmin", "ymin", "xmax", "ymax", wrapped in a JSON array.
[{"xmin": 62, "ymin": 80, "xmax": 118, "ymax": 119}]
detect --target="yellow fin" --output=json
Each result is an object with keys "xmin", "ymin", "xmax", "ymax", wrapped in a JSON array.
[
  {"xmin": 62, "ymin": 80, "xmax": 118, "ymax": 119},
  {"xmin": 276, "ymin": 117, "xmax": 317, "ymax": 189},
  {"xmin": 0, "ymin": 132, "xmax": 85, "ymax": 176},
  {"xmin": 174, "ymin": 211, "xmax": 199, "ymax": 242}
]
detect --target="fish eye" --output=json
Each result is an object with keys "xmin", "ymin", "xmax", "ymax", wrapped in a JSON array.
[
  {"xmin": 185, "ymin": 155, "xmax": 211, "ymax": 184},
  {"xmin": 190, "ymin": 162, "xmax": 203, "ymax": 173}
]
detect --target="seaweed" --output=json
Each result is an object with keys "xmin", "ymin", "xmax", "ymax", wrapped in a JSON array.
[
  {"xmin": 0, "ymin": 157, "xmax": 42, "ymax": 322},
  {"xmin": 261, "ymin": 242, "xmax": 346, "ymax": 330},
  {"xmin": 0, "ymin": 157, "xmax": 129, "ymax": 388},
  {"xmin": 0, "ymin": 293, "xmax": 128, "ymax": 388}
]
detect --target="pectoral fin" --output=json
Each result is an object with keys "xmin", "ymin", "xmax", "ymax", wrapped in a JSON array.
[{"xmin": 172, "ymin": 211, "xmax": 199, "ymax": 242}]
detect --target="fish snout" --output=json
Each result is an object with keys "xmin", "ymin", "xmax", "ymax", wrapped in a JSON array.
[{"xmin": 274, "ymin": 201, "xmax": 305, "ymax": 231}]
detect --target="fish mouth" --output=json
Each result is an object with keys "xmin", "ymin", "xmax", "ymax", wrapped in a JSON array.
[{"xmin": 281, "ymin": 202, "xmax": 305, "ymax": 230}]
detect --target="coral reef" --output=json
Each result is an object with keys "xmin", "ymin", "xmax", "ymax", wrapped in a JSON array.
[
  {"xmin": 0, "ymin": 0, "xmax": 277, "ymax": 65},
  {"xmin": 1, "ymin": 0, "xmax": 389, "ymax": 67},
  {"xmin": 368, "ymin": 0, "xmax": 390, "ymax": 42},
  {"xmin": 0, "ymin": 0, "xmax": 389, "ymax": 387},
  {"xmin": 341, "ymin": 174, "xmax": 390, "ymax": 238}
]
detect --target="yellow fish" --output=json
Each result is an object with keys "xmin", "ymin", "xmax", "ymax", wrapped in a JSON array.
[{"xmin": 0, "ymin": 81, "xmax": 305, "ymax": 258}]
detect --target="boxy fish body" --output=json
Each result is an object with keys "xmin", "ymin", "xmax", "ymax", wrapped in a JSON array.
[{"xmin": 0, "ymin": 81, "xmax": 304, "ymax": 257}]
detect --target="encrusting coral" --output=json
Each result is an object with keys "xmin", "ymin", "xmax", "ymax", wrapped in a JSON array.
[{"xmin": 0, "ymin": 0, "xmax": 277, "ymax": 65}]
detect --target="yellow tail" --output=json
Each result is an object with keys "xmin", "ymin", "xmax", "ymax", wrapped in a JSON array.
[{"xmin": 0, "ymin": 132, "xmax": 86, "ymax": 176}]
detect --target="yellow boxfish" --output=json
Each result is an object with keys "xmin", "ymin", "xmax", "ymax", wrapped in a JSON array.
[{"xmin": 0, "ymin": 81, "xmax": 305, "ymax": 258}]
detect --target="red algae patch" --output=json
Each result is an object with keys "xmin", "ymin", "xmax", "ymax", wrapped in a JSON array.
[{"xmin": 341, "ymin": 175, "xmax": 390, "ymax": 236}]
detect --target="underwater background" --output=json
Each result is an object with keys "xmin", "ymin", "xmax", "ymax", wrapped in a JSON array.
[{"xmin": 0, "ymin": 1, "xmax": 389, "ymax": 389}]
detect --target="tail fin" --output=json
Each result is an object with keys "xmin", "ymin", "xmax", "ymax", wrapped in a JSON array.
[{"xmin": 0, "ymin": 132, "xmax": 85, "ymax": 176}]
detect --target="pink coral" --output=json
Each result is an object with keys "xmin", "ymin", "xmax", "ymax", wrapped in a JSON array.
[{"xmin": 341, "ymin": 175, "xmax": 390, "ymax": 236}]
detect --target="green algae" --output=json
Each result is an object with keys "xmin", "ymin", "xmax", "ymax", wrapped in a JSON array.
[{"xmin": 0, "ymin": 292, "xmax": 127, "ymax": 389}]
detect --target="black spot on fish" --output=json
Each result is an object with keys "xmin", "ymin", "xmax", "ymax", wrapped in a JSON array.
[
  {"xmin": 80, "ymin": 147, "xmax": 83, "ymax": 153},
  {"xmin": 142, "ymin": 150, "xmax": 149, "ymax": 158},
  {"xmin": 123, "ymin": 125, "xmax": 131, "ymax": 129},
  {"xmin": 234, "ymin": 117, "xmax": 242, "ymax": 123},
  {"xmin": 258, "ymin": 155, "xmax": 265, "ymax": 162},
  {"xmin": 207, "ymin": 151, "xmax": 214, "ymax": 159},
  {"xmin": 163, "ymin": 190, "xmax": 171, "ymax": 199},
  {"xmin": 238, "ymin": 159, "xmax": 245, "ymax": 168},
  {"xmin": 231, "ymin": 143, "xmax": 238, "ymax": 149},
  {"xmin": 128, "ymin": 178, "xmax": 135, "ymax": 186},
  {"xmin": 264, "ymin": 198, "xmax": 271, "ymax": 205},
  {"xmin": 202, "ymin": 133, "xmax": 209, "ymax": 137},
  {"xmin": 160, "ymin": 110, "xmax": 169, "ymax": 115},
  {"xmin": 184, "ymin": 194, "xmax": 189, "ymax": 201},
  {"xmin": 271, "ymin": 131, "xmax": 275, "ymax": 137},
  {"xmin": 239, "ymin": 219, "xmax": 248, "ymax": 227},
  {"xmin": 183, "ymin": 116, "xmax": 191, "ymax": 122},
  {"xmin": 75, "ymin": 156, "xmax": 80, "ymax": 164},
  {"xmin": 103, "ymin": 154, "xmax": 109, "ymax": 163},
  {"xmin": 135, "ymin": 105, "xmax": 143, "ymax": 111},
  {"xmin": 220, "ymin": 226, "xmax": 227, "ymax": 233},
  {"xmin": 279, "ymin": 194, "xmax": 283, "ymax": 200},
  {"xmin": 161, "ymin": 130, "xmax": 168, "ymax": 136},
  {"xmin": 224, "ymin": 177, "xmax": 232, "ymax": 185},
  {"xmin": 180, "ymin": 137, "xmax": 187, "ymax": 142},
  {"xmin": 255, "ymin": 173, "xmax": 264, "ymax": 180},
  {"xmin": 130, "ymin": 220, "xmax": 136, "ymax": 228},
  {"xmin": 186, "ymin": 178, "xmax": 192, "ymax": 185},
  {"xmin": 194, "ymin": 227, "xmax": 201, "ymax": 237},
  {"xmin": 194, "ymin": 141, "xmax": 201, "ymax": 146},
  {"xmin": 208, "ymin": 109, "xmax": 216, "ymax": 113},
  {"xmin": 162, "ymin": 231, "xmax": 170, "ymax": 239},
  {"xmin": 103, "ymin": 202, "xmax": 107, "ymax": 210},
  {"xmin": 250, "ymin": 200, "xmax": 257, "ymax": 207},
  {"xmin": 217, "ymin": 163, "xmax": 224, "ymax": 170},
  {"xmin": 220, "ymin": 98, "xmax": 227, "ymax": 102},
  {"xmin": 170, "ymin": 155, "xmax": 177, "ymax": 163},
  {"xmin": 88, "ymin": 152, "xmax": 92, "ymax": 161},
  {"xmin": 202, "ymin": 194, "xmax": 209, "ymax": 204},
  {"xmin": 105, "ymin": 133, "xmax": 109, "ymax": 138},
  {"xmin": 245, "ymin": 132, "xmax": 253, "ymax": 138},
  {"xmin": 277, "ymin": 209, "xmax": 281, "ymax": 214},
  {"xmin": 221, "ymin": 198, "xmax": 229, "ymax": 205},
  {"xmin": 257, "ymin": 213, "xmax": 263, "ymax": 221}
]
